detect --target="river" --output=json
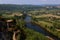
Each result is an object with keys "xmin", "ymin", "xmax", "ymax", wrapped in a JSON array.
[{"xmin": 25, "ymin": 15, "xmax": 60, "ymax": 40}]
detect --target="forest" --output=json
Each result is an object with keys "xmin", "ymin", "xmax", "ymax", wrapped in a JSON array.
[{"xmin": 0, "ymin": 4, "xmax": 60, "ymax": 40}]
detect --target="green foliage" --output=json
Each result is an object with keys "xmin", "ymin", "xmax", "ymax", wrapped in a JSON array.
[
  {"xmin": 32, "ymin": 14, "xmax": 60, "ymax": 38},
  {"xmin": 23, "ymin": 28, "xmax": 49, "ymax": 40}
]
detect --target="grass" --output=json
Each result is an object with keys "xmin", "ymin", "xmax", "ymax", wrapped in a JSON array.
[
  {"xmin": 23, "ymin": 28, "xmax": 50, "ymax": 40},
  {"xmin": 33, "ymin": 20, "xmax": 60, "ymax": 38},
  {"xmin": 34, "ymin": 14, "xmax": 60, "ymax": 18},
  {"xmin": 38, "ymin": 21, "xmax": 53, "ymax": 27},
  {"xmin": 32, "ymin": 14, "xmax": 60, "ymax": 38}
]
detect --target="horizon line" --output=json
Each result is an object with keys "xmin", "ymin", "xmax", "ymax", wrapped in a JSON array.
[{"xmin": 0, "ymin": 3, "xmax": 60, "ymax": 5}]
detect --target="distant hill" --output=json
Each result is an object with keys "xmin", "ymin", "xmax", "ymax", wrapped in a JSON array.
[
  {"xmin": 0, "ymin": 4, "xmax": 60, "ymax": 12},
  {"xmin": 0, "ymin": 4, "xmax": 42, "ymax": 12}
]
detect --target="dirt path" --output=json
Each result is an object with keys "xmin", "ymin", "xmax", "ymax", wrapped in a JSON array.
[
  {"xmin": 13, "ymin": 30, "xmax": 20, "ymax": 40},
  {"xmin": 13, "ymin": 32, "xmax": 17, "ymax": 40}
]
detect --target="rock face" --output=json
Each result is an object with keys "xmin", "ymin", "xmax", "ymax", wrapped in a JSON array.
[
  {"xmin": 0, "ymin": 18, "xmax": 18, "ymax": 40},
  {"xmin": 0, "ymin": 18, "xmax": 26, "ymax": 40},
  {"xmin": 0, "ymin": 31, "xmax": 13, "ymax": 40},
  {"xmin": 0, "ymin": 31, "xmax": 20, "ymax": 40}
]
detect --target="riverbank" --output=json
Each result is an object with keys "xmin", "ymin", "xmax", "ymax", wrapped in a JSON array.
[{"xmin": 31, "ymin": 21, "xmax": 60, "ymax": 40}]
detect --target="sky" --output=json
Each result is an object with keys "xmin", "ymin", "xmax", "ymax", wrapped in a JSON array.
[{"xmin": 0, "ymin": 0, "xmax": 60, "ymax": 5}]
